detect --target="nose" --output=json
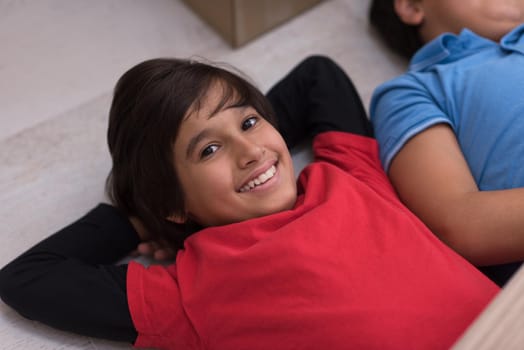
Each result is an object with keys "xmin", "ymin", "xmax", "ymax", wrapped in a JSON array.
[{"xmin": 233, "ymin": 135, "xmax": 264, "ymax": 168}]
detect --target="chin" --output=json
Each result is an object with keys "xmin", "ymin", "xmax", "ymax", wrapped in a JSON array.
[
  {"xmin": 246, "ymin": 199, "xmax": 296, "ymax": 221},
  {"xmin": 271, "ymin": 193, "xmax": 298, "ymax": 214}
]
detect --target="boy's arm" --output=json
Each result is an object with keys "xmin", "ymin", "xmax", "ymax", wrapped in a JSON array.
[
  {"xmin": 0, "ymin": 204, "xmax": 138, "ymax": 343},
  {"xmin": 266, "ymin": 56, "xmax": 372, "ymax": 149},
  {"xmin": 389, "ymin": 124, "xmax": 524, "ymax": 266}
]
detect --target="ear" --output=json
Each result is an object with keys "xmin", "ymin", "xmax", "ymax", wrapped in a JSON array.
[
  {"xmin": 167, "ymin": 212, "xmax": 187, "ymax": 224},
  {"xmin": 394, "ymin": 0, "xmax": 425, "ymax": 26}
]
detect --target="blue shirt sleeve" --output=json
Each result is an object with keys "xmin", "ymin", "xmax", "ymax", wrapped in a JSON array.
[{"xmin": 369, "ymin": 73, "xmax": 453, "ymax": 172}]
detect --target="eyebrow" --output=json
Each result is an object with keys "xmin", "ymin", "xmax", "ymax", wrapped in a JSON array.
[
  {"xmin": 185, "ymin": 128, "xmax": 212, "ymax": 159},
  {"xmin": 184, "ymin": 104, "xmax": 250, "ymax": 159}
]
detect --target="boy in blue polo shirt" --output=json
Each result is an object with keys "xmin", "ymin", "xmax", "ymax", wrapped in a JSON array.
[{"xmin": 369, "ymin": 0, "xmax": 524, "ymax": 286}]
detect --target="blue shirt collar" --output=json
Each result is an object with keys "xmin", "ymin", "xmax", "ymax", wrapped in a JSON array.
[
  {"xmin": 501, "ymin": 23, "xmax": 524, "ymax": 53},
  {"xmin": 409, "ymin": 23, "xmax": 524, "ymax": 72}
]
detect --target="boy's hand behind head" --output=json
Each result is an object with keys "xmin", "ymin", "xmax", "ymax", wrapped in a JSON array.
[{"xmin": 136, "ymin": 241, "xmax": 176, "ymax": 261}]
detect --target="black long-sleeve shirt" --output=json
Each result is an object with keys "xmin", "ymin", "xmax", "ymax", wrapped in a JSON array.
[{"xmin": 0, "ymin": 204, "xmax": 139, "ymax": 342}]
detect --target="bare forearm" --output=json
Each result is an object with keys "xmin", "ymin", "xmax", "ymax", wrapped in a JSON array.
[
  {"xmin": 389, "ymin": 124, "xmax": 524, "ymax": 267},
  {"xmin": 433, "ymin": 188, "xmax": 524, "ymax": 266}
]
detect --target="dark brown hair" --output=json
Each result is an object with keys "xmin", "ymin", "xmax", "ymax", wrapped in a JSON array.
[
  {"xmin": 106, "ymin": 58, "xmax": 276, "ymax": 251},
  {"xmin": 369, "ymin": 0, "xmax": 423, "ymax": 59}
]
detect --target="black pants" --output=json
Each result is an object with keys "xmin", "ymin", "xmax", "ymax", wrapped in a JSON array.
[{"xmin": 265, "ymin": 55, "xmax": 373, "ymax": 150}]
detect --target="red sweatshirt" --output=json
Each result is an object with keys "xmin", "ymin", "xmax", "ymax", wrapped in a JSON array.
[{"xmin": 128, "ymin": 132, "xmax": 498, "ymax": 350}]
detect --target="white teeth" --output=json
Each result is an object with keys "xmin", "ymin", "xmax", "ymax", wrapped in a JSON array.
[{"xmin": 240, "ymin": 165, "xmax": 276, "ymax": 192}]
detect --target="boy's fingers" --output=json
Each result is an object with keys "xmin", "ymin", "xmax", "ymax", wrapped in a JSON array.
[
  {"xmin": 154, "ymin": 248, "xmax": 176, "ymax": 261},
  {"xmin": 137, "ymin": 242, "xmax": 156, "ymax": 255}
]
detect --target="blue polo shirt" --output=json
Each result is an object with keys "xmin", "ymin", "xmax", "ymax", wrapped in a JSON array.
[{"xmin": 370, "ymin": 24, "xmax": 524, "ymax": 191}]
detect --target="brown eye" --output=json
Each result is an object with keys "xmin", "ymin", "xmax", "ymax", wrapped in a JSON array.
[
  {"xmin": 241, "ymin": 116, "xmax": 258, "ymax": 131},
  {"xmin": 200, "ymin": 144, "xmax": 219, "ymax": 159}
]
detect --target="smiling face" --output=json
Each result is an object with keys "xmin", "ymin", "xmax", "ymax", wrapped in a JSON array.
[{"xmin": 172, "ymin": 82, "xmax": 297, "ymax": 227}]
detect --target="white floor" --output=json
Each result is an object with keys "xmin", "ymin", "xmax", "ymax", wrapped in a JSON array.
[
  {"xmin": 0, "ymin": 0, "xmax": 228, "ymax": 140},
  {"xmin": 0, "ymin": 0, "xmax": 405, "ymax": 348}
]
